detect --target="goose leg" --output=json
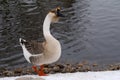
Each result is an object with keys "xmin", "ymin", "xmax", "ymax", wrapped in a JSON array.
[
  {"xmin": 32, "ymin": 65, "xmax": 47, "ymax": 76},
  {"xmin": 38, "ymin": 65, "xmax": 47, "ymax": 76},
  {"xmin": 32, "ymin": 66, "xmax": 39, "ymax": 73}
]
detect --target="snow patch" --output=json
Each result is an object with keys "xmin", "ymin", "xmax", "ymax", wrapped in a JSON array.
[{"xmin": 0, "ymin": 70, "xmax": 120, "ymax": 80}]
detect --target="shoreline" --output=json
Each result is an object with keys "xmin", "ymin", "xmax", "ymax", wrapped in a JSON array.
[{"xmin": 0, "ymin": 62, "xmax": 120, "ymax": 77}]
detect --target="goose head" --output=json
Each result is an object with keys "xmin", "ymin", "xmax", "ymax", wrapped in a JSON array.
[{"xmin": 48, "ymin": 7, "xmax": 64, "ymax": 23}]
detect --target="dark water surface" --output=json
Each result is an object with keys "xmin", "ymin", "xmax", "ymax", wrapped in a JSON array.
[{"xmin": 0, "ymin": 0, "xmax": 120, "ymax": 69}]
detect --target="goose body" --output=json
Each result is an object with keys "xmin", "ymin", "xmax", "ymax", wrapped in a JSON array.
[{"xmin": 19, "ymin": 7, "xmax": 64, "ymax": 76}]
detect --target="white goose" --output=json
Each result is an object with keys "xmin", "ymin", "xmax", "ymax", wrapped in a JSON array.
[{"xmin": 19, "ymin": 7, "xmax": 64, "ymax": 76}]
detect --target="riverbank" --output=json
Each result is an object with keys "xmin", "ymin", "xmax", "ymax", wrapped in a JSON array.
[{"xmin": 0, "ymin": 62, "xmax": 120, "ymax": 77}]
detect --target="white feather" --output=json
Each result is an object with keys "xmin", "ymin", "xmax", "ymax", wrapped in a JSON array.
[{"xmin": 21, "ymin": 45, "xmax": 32, "ymax": 63}]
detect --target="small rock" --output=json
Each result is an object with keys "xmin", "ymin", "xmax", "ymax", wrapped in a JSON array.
[
  {"xmin": 92, "ymin": 63, "xmax": 98, "ymax": 67},
  {"xmin": 85, "ymin": 66, "xmax": 91, "ymax": 71},
  {"xmin": 57, "ymin": 64, "xmax": 64, "ymax": 69},
  {"xmin": 109, "ymin": 65, "xmax": 114, "ymax": 67},
  {"xmin": 3, "ymin": 71, "xmax": 14, "ymax": 76},
  {"xmin": 53, "ymin": 66, "xmax": 60, "ymax": 72},
  {"xmin": 70, "ymin": 67, "xmax": 76, "ymax": 73},
  {"xmin": 76, "ymin": 67, "xmax": 81, "ymax": 71},
  {"xmin": 14, "ymin": 68, "xmax": 22, "ymax": 74},
  {"xmin": 77, "ymin": 63, "xmax": 83, "ymax": 67},
  {"xmin": 47, "ymin": 64, "xmax": 54, "ymax": 68},
  {"xmin": 44, "ymin": 68, "xmax": 49, "ymax": 74},
  {"xmin": 62, "ymin": 64, "xmax": 73, "ymax": 73},
  {"xmin": 49, "ymin": 70, "xmax": 55, "ymax": 74},
  {"xmin": 61, "ymin": 68, "xmax": 66, "ymax": 73}
]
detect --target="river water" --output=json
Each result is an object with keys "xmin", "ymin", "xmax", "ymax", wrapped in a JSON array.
[{"xmin": 0, "ymin": 0, "xmax": 120, "ymax": 69}]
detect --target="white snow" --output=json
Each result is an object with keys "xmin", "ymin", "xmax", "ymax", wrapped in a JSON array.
[{"xmin": 0, "ymin": 70, "xmax": 120, "ymax": 80}]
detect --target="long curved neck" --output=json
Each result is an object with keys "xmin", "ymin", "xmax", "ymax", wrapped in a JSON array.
[{"xmin": 43, "ymin": 14, "xmax": 54, "ymax": 41}]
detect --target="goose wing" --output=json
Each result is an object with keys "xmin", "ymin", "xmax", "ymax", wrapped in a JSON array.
[{"xmin": 20, "ymin": 38, "xmax": 45, "ymax": 55}]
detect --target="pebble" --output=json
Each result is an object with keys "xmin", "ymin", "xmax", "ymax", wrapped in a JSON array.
[
  {"xmin": 92, "ymin": 63, "xmax": 98, "ymax": 67},
  {"xmin": 14, "ymin": 68, "xmax": 22, "ymax": 74},
  {"xmin": 53, "ymin": 66, "xmax": 60, "ymax": 72},
  {"xmin": 3, "ymin": 71, "xmax": 14, "ymax": 76},
  {"xmin": 77, "ymin": 63, "xmax": 83, "ymax": 67}
]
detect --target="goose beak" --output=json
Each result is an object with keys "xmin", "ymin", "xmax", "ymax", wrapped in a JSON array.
[{"xmin": 57, "ymin": 10, "xmax": 65, "ymax": 17}]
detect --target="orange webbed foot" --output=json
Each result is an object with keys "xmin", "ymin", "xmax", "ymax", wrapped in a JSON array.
[
  {"xmin": 32, "ymin": 66, "xmax": 39, "ymax": 73},
  {"xmin": 32, "ymin": 65, "xmax": 48, "ymax": 76},
  {"xmin": 38, "ymin": 70, "xmax": 48, "ymax": 76},
  {"xmin": 38, "ymin": 65, "xmax": 48, "ymax": 76}
]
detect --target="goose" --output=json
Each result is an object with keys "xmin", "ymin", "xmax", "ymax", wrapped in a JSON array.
[{"xmin": 19, "ymin": 7, "xmax": 64, "ymax": 76}]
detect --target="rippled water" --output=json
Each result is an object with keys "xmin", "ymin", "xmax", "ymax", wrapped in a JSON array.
[{"xmin": 0, "ymin": 0, "xmax": 120, "ymax": 69}]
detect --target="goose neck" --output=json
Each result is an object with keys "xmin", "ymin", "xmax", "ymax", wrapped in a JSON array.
[{"xmin": 43, "ymin": 14, "xmax": 53, "ymax": 40}]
